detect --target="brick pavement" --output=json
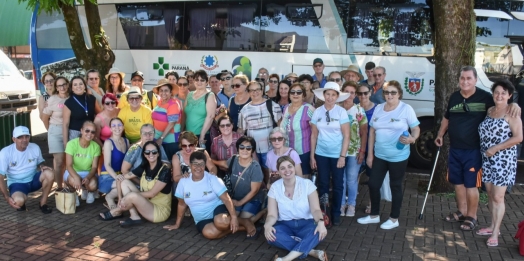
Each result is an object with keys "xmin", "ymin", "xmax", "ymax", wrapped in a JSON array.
[{"xmin": 0, "ymin": 134, "xmax": 522, "ymax": 261}]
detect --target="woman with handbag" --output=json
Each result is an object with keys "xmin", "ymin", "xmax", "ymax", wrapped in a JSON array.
[
  {"xmin": 210, "ymin": 115, "xmax": 241, "ymax": 177},
  {"xmin": 266, "ymin": 127, "xmax": 303, "ymax": 186},
  {"xmin": 99, "ymin": 141, "xmax": 172, "ymax": 226},
  {"xmin": 265, "ymin": 156, "xmax": 328, "ymax": 261},
  {"xmin": 225, "ymin": 136, "xmax": 265, "ymax": 238}
]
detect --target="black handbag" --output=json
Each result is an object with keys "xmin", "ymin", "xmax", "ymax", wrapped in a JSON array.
[{"xmin": 222, "ymin": 155, "xmax": 237, "ymax": 196}]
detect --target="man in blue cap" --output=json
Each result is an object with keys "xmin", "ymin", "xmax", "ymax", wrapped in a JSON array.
[
  {"xmin": 312, "ymin": 58, "xmax": 327, "ymax": 88},
  {"xmin": 0, "ymin": 126, "xmax": 54, "ymax": 214}
]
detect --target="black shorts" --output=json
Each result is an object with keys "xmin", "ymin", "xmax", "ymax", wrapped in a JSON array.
[{"xmin": 195, "ymin": 204, "xmax": 229, "ymax": 233}]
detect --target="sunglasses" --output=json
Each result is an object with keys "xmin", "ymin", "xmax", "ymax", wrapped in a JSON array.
[
  {"xmin": 329, "ymin": 78, "xmax": 342, "ymax": 82},
  {"xmin": 219, "ymin": 123, "xmax": 232, "ymax": 128},
  {"xmin": 143, "ymin": 150, "xmax": 158, "ymax": 155},
  {"xmin": 249, "ymin": 88, "xmax": 262, "ymax": 93},
  {"xmin": 191, "ymin": 162, "xmax": 205, "ymax": 168},
  {"xmin": 129, "ymin": 96, "xmax": 142, "ymax": 101},
  {"xmin": 221, "ymin": 76, "xmax": 232, "ymax": 81},
  {"xmin": 373, "ymin": 74, "xmax": 383, "ymax": 77},
  {"xmin": 88, "ymin": 78, "xmax": 99, "ymax": 81},
  {"xmin": 181, "ymin": 144, "xmax": 196, "ymax": 148},
  {"xmin": 178, "ymin": 82, "xmax": 189, "ymax": 87},
  {"xmin": 131, "ymin": 78, "xmax": 143, "ymax": 82},
  {"xmin": 105, "ymin": 101, "xmax": 116, "ymax": 105},
  {"xmin": 268, "ymin": 80, "xmax": 278, "ymax": 84},
  {"xmin": 232, "ymin": 84, "xmax": 243, "ymax": 89},
  {"xmin": 186, "ymin": 75, "xmax": 194, "ymax": 79},
  {"xmin": 239, "ymin": 145, "xmax": 252, "ymax": 151},
  {"xmin": 463, "ymin": 99, "xmax": 470, "ymax": 112},
  {"xmin": 84, "ymin": 129, "xmax": 95, "ymax": 134},
  {"xmin": 325, "ymin": 111, "xmax": 331, "ymax": 124},
  {"xmin": 269, "ymin": 137, "xmax": 284, "ymax": 142},
  {"xmin": 290, "ymin": 90, "xmax": 303, "ymax": 95},
  {"xmin": 383, "ymin": 91, "xmax": 398, "ymax": 96},
  {"xmin": 288, "ymin": 79, "xmax": 297, "ymax": 83},
  {"xmin": 356, "ymin": 91, "xmax": 369, "ymax": 96},
  {"xmin": 314, "ymin": 64, "xmax": 323, "ymax": 68},
  {"xmin": 195, "ymin": 78, "xmax": 206, "ymax": 82}
]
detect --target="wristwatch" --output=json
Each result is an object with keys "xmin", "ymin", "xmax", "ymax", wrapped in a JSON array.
[{"xmin": 315, "ymin": 218, "xmax": 324, "ymax": 225}]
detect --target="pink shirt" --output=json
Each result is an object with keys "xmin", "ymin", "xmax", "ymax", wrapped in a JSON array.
[{"xmin": 43, "ymin": 95, "xmax": 67, "ymax": 125}]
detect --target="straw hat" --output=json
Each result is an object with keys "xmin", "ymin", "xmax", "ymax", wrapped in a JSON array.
[
  {"xmin": 285, "ymin": 72, "xmax": 298, "ymax": 80},
  {"xmin": 313, "ymin": 82, "xmax": 350, "ymax": 102},
  {"xmin": 340, "ymin": 65, "xmax": 363, "ymax": 81},
  {"xmin": 153, "ymin": 78, "xmax": 179, "ymax": 97},
  {"xmin": 105, "ymin": 68, "xmax": 125, "ymax": 80}
]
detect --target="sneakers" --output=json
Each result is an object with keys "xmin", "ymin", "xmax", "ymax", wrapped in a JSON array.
[
  {"xmin": 75, "ymin": 194, "xmax": 80, "ymax": 207},
  {"xmin": 81, "ymin": 189, "xmax": 88, "ymax": 200},
  {"xmin": 357, "ymin": 215, "xmax": 380, "ymax": 224},
  {"xmin": 340, "ymin": 205, "xmax": 346, "ymax": 217},
  {"xmin": 380, "ymin": 219, "xmax": 399, "ymax": 230},
  {"xmin": 86, "ymin": 192, "xmax": 95, "ymax": 204},
  {"xmin": 346, "ymin": 205, "xmax": 355, "ymax": 217}
]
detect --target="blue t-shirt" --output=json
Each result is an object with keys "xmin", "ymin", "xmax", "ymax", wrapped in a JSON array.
[
  {"xmin": 217, "ymin": 90, "xmax": 234, "ymax": 109},
  {"xmin": 0, "ymin": 143, "xmax": 44, "ymax": 186},
  {"xmin": 175, "ymin": 172, "xmax": 227, "ymax": 224},
  {"xmin": 311, "ymin": 105, "xmax": 350, "ymax": 158},
  {"xmin": 369, "ymin": 102, "xmax": 419, "ymax": 162},
  {"xmin": 312, "ymin": 74, "xmax": 327, "ymax": 88}
]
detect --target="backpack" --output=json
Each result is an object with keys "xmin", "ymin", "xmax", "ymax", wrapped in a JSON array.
[
  {"xmin": 266, "ymin": 100, "xmax": 278, "ymax": 128},
  {"xmin": 147, "ymin": 91, "xmax": 154, "ymax": 110}
]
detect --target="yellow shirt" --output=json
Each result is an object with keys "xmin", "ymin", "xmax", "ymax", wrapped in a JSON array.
[
  {"xmin": 118, "ymin": 105, "xmax": 153, "ymax": 143},
  {"xmin": 118, "ymin": 89, "xmax": 158, "ymax": 110}
]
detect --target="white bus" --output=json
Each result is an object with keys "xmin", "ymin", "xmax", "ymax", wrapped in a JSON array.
[{"xmin": 30, "ymin": 0, "xmax": 524, "ymax": 168}]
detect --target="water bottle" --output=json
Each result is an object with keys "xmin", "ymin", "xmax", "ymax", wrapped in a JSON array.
[{"xmin": 396, "ymin": 131, "xmax": 410, "ymax": 150}]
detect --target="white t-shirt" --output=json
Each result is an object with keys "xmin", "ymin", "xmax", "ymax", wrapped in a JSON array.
[
  {"xmin": 369, "ymin": 101, "xmax": 419, "ymax": 162},
  {"xmin": 311, "ymin": 105, "xmax": 350, "ymax": 158},
  {"xmin": 0, "ymin": 143, "xmax": 44, "ymax": 186},
  {"xmin": 268, "ymin": 176, "xmax": 316, "ymax": 221},
  {"xmin": 175, "ymin": 172, "xmax": 227, "ymax": 224}
]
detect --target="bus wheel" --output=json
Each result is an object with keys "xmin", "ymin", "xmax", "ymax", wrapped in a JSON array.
[{"xmin": 409, "ymin": 118, "xmax": 434, "ymax": 169}]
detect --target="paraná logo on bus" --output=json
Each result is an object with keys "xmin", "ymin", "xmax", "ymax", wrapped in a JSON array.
[
  {"xmin": 201, "ymin": 55, "xmax": 219, "ymax": 71},
  {"xmin": 404, "ymin": 71, "xmax": 425, "ymax": 95}
]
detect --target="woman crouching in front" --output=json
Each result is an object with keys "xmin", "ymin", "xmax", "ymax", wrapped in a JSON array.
[{"xmin": 265, "ymin": 156, "xmax": 328, "ymax": 261}]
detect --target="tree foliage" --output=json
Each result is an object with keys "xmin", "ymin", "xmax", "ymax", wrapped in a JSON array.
[{"xmin": 19, "ymin": 0, "xmax": 115, "ymax": 89}]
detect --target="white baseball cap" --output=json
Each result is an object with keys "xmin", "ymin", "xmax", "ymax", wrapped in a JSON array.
[{"xmin": 13, "ymin": 126, "xmax": 30, "ymax": 138}]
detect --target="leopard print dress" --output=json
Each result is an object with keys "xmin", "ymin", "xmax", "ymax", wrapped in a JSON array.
[{"xmin": 478, "ymin": 115, "xmax": 517, "ymax": 187}]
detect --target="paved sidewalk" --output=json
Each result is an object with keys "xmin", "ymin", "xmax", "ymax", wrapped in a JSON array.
[{"xmin": 0, "ymin": 134, "xmax": 522, "ymax": 261}]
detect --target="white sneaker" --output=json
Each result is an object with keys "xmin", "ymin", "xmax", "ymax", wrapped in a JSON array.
[
  {"xmin": 86, "ymin": 192, "xmax": 95, "ymax": 204},
  {"xmin": 346, "ymin": 205, "xmax": 355, "ymax": 217},
  {"xmin": 94, "ymin": 190, "xmax": 100, "ymax": 199},
  {"xmin": 340, "ymin": 205, "xmax": 346, "ymax": 217},
  {"xmin": 357, "ymin": 215, "xmax": 380, "ymax": 224},
  {"xmin": 81, "ymin": 189, "xmax": 88, "ymax": 200},
  {"xmin": 380, "ymin": 219, "xmax": 399, "ymax": 230},
  {"xmin": 75, "ymin": 194, "xmax": 80, "ymax": 207}
]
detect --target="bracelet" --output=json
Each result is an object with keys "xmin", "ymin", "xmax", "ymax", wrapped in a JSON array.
[{"xmin": 340, "ymin": 155, "xmax": 345, "ymax": 158}]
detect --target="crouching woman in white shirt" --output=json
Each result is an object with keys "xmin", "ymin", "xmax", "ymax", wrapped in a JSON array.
[{"xmin": 264, "ymin": 156, "xmax": 328, "ymax": 261}]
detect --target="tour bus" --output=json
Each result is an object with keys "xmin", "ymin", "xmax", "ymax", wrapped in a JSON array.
[{"xmin": 30, "ymin": 0, "xmax": 524, "ymax": 168}]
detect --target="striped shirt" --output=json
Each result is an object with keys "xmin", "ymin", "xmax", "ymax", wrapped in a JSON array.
[
  {"xmin": 238, "ymin": 100, "xmax": 282, "ymax": 153},
  {"xmin": 281, "ymin": 103, "xmax": 315, "ymax": 155},
  {"xmin": 152, "ymin": 98, "xmax": 181, "ymax": 144},
  {"xmin": 211, "ymin": 133, "xmax": 241, "ymax": 161}
]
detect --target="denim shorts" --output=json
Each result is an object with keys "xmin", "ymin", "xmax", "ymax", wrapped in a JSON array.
[
  {"xmin": 9, "ymin": 171, "xmax": 42, "ymax": 196},
  {"xmin": 234, "ymin": 200, "xmax": 261, "ymax": 216},
  {"xmin": 98, "ymin": 174, "xmax": 115, "ymax": 194}
]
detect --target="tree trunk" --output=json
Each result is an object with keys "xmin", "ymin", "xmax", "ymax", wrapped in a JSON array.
[
  {"xmin": 431, "ymin": 0, "xmax": 476, "ymax": 192},
  {"xmin": 59, "ymin": 0, "xmax": 115, "ymax": 89}
]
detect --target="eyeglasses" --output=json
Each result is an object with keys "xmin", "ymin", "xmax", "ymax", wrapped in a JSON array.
[
  {"xmin": 178, "ymin": 82, "xmax": 189, "ymax": 87},
  {"xmin": 110, "ymin": 76, "xmax": 120, "ymax": 80},
  {"xmin": 221, "ymin": 76, "xmax": 232, "ymax": 81},
  {"xmin": 328, "ymin": 78, "xmax": 342, "ymax": 82},
  {"xmin": 462, "ymin": 99, "xmax": 470, "ymax": 112},
  {"xmin": 300, "ymin": 81, "xmax": 311, "ymax": 85},
  {"xmin": 131, "ymin": 78, "xmax": 143, "ymax": 82},
  {"xmin": 373, "ymin": 74, "xmax": 383, "ymax": 77},
  {"xmin": 314, "ymin": 64, "xmax": 323, "ymax": 68},
  {"xmin": 56, "ymin": 83, "xmax": 68, "ymax": 89},
  {"xmin": 232, "ymin": 84, "xmax": 243, "ymax": 89},
  {"xmin": 195, "ymin": 78, "xmax": 206, "ymax": 82},
  {"xmin": 249, "ymin": 88, "xmax": 262, "ymax": 93},
  {"xmin": 325, "ymin": 111, "xmax": 331, "ymax": 124},
  {"xmin": 88, "ymin": 78, "xmax": 99, "ymax": 81},
  {"xmin": 44, "ymin": 80, "xmax": 54, "ymax": 84},
  {"xmin": 383, "ymin": 91, "xmax": 398, "ymax": 96},
  {"xmin": 239, "ymin": 145, "xmax": 252, "ymax": 151},
  {"xmin": 269, "ymin": 137, "xmax": 284, "ymax": 142},
  {"xmin": 259, "ymin": 72, "xmax": 268, "ymax": 76},
  {"xmin": 346, "ymin": 91, "xmax": 356, "ymax": 95},
  {"xmin": 191, "ymin": 162, "xmax": 205, "ymax": 168},
  {"xmin": 186, "ymin": 74, "xmax": 194, "ymax": 79},
  {"xmin": 290, "ymin": 90, "xmax": 303, "ymax": 95},
  {"xmin": 111, "ymin": 123, "xmax": 123, "ymax": 128},
  {"xmin": 181, "ymin": 144, "xmax": 196, "ymax": 148},
  {"xmin": 143, "ymin": 150, "xmax": 158, "ymax": 155},
  {"xmin": 129, "ymin": 96, "xmax": 142, "ymax": 101},
  {"xmin": 84, "ymin": 129, "xmax": 96, "ymax": 134},
  {"xmin": 105, "ymin": 101, "xmax": 116, "ymax": 105},
  {"xmin": 356, "ymin": 91, "xmax": 369, "ymax": 96},
  {"xmin": 219, "ymin": 123, "xmax": 232, "ymax": 128},
  {"xmin": 141, "ymin": 131, "xmax": 154, "ymax": 136},
  {"xmin": 268, "ymin": 80, "xmax": 278, "ymax": 84}
]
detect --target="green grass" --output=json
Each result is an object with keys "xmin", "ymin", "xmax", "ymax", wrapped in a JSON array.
[{"xmin": 437, "ymin": 189, "xmax": 488, "ymax": 204}]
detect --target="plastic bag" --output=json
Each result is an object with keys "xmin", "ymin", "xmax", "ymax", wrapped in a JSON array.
[{"xmin": 380, "ymin": 171, "xmax": 392, "ymax": 202}]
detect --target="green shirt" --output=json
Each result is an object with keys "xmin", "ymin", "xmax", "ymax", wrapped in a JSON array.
[{"xmin": 65, "ymin": 138, "xmax": 101, "ymax": 171}]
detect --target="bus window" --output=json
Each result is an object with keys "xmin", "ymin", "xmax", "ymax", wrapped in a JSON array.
[
  {"xmin": 36, "ymin": 12, "xmax": 71, "ymax": 49},
  {"xmin": 346, "ymin": 0, "xmax": 432, "ymax": 55},
  {"xmin": 509, "ymin": 1, "xmax": 524, "ymax": 37},
  {"xmin": 185, "ymin": 1, "xmax": 259, "ymax": 51}
]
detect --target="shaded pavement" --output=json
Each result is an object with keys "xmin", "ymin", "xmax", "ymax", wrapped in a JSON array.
[{"xmin": 0, "ymin": 133, "xmax": 523, "ymax": 260}]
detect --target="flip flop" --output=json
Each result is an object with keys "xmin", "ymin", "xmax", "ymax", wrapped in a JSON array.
[
  {"xmin": 246, "ymin": 227, "xmax": 262, "ymax": 240},
  {"xmin": 486, "ymin": 238, "xmax": 498, "ymax": 247},
  {"xmin": 99, "ymin": 211, "xmax": 123, "ymax": 221},
  {"xmin": 120, "ymin": 218, "xmax": 144, "ymax": 228},
  {"xmin": 476, "ymin": 228, "xmax": 500, "ymax": 236}
]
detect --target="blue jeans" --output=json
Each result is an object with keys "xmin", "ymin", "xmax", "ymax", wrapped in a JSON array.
[
  {"xmin": 257, "ymin": 152, "xmax": 268, "ymax": 169},
  {"xmin": 267, "ymin": 219, "xmax": 321, "ymax": 259},
  {"xmin": 342, "ymin": 156, "xmax": 361, "ymax": 206},
  {"xmin": 315, "ymin": 154, "xmax": 344, "ymax": 219}
]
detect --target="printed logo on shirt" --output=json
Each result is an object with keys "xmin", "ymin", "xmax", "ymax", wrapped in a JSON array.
[
  {"xmin": 185, "ymin": 192, "xmax": 191, "ymax": 198},
  {"xmin": 203, "ymin": 191, "xmax": 213, "ymax": 196},
  {"xmin": 390, "ymin": 118, "xmax": 401, "ymax": 122},
  {"xmin": 10, "ymin": 161, "xmax": 17, "ymax": 167},
  {"xmin": 74, "ymin": 153, "xmax": 93, "ymax": 159}
]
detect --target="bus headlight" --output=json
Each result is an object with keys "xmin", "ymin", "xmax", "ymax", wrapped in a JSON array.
[{"xmin": 0, "ymin": 92, "xmax": 8, "ymax": 99}]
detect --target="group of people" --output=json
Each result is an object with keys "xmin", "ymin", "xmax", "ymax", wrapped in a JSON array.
[{"xmin": 0, "ymin": 59, "xmax": 520, "ymax": 259}]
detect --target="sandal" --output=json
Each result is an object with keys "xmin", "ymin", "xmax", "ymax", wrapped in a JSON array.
[
  {"xmin": 120, "ymin": 217, "xmax": 144, "ymax": 228},
  {"xmin": 99, "ymin": 211, "xmax": 123, "ymax": 221},
  {"xmin": 445, "ymin": 211, "xmax": 465, "ymax": 222},
  {"xmin": 318, "ymin": 250, "xmax": 329, "ymax": 261},
  {"xmin": 460, "ymin": 216, "xmax": 478, "ymax": 231},
  {"xmin": 486, "ymin": 237, "xmax": 498, "ymax": 247},
  {"xmin": 103, "ymin": 202, "xmax": 117, "ymax": 210},
  {"xmin": 476, "ymin": 228, "xmax": 500, "ymax": 236}
]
